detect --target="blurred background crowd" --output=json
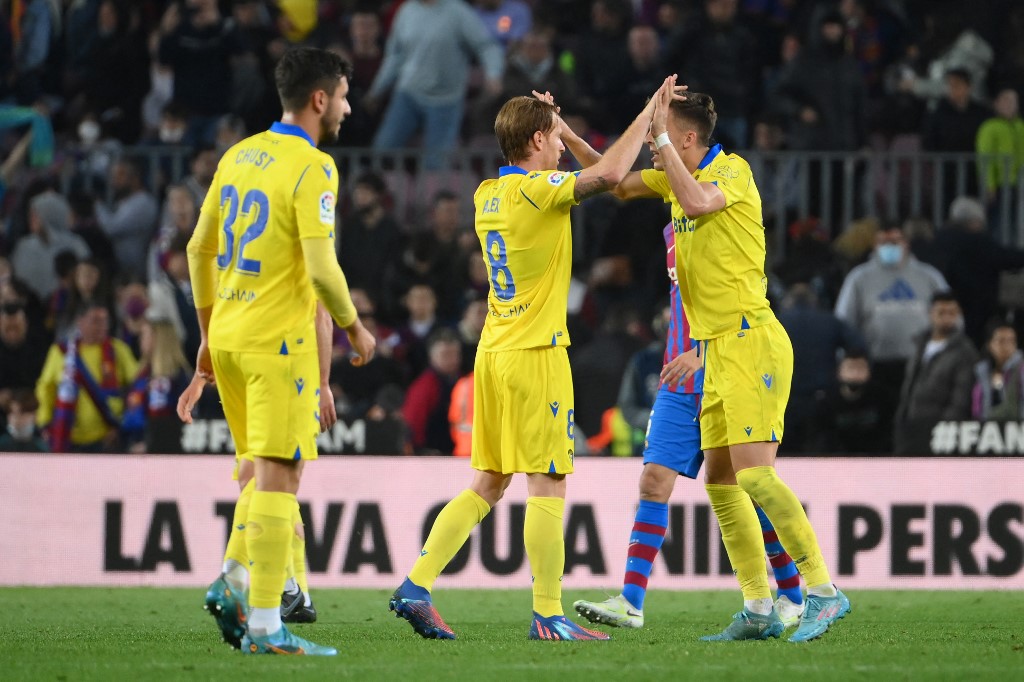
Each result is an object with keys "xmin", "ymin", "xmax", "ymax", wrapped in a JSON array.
[{"xmin": 3, "ymin": 0, "xmax": 1024, "ymax": 456}]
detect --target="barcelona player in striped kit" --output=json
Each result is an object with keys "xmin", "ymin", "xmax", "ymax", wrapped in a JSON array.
[{"xmin": 573, "ymin": 222, "xmax": 804, "ymax": 629}]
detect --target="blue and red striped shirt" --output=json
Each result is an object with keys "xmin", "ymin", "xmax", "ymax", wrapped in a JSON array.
[{"xmin": 662, "ymin": 223, "xmax": 703, "ymax": 395}]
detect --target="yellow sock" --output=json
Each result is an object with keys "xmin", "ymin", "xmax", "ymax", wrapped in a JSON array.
[
  {"xmin": 736, "ymin": 466, "xmax": 832, "ymax": 589},
  {"xmin": 292, "ymin": 501, "xmax": 308, "ymax": 595},
  {"xmin": 223, "ymin": 478, "xmax": 254, "ymax": 570},
  {"xmin": 705, "ymin": 483, "xmax": 772, "ymax": 600},
  {"xmin": 525, "ymin": 496, "xmax": 565, "ymax": 618},
  {"xmin": 246, "ymin": 490, "xmax": 296, "ymax": 609},
  {"xmin": 408, "ymin": 489, "xmax": 490, "ymax": 591}
]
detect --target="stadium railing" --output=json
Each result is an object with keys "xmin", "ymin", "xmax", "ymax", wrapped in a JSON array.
[{"xmin": 65, "ymin": 146, "xmax": 1024, "ymax": 257}]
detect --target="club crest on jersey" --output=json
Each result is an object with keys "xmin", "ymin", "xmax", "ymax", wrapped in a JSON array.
[
  {"xmin": 319, "ymin": 191, "xmax": 335, "ymax": 224},
  {"xmin": 547, "ymin": 171, "xmax": 567, "ymax": 186}
]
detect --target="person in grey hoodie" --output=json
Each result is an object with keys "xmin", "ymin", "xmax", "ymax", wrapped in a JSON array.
[
  {"xmin": 366, "ymin": 0, "xmax": 504, "ymax": 167},
  {"xmin": 10, "ymin": 191, "xmax": 91, "ymax": 301},
  {"xmin": 972, "ymin": 319, "xmax": 1024, "ymax": 421},
  {"xmin": 94, "ymin": 158, "xmax": 159, "ymax": 280},
  {"xmin": 834, "ymin": 223, "xmax": 949, "ymax": 396}
]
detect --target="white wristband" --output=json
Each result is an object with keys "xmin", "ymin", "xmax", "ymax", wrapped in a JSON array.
[{"xmin": 654, "ymin": 132, "xmax": 671, "ymax": 149}]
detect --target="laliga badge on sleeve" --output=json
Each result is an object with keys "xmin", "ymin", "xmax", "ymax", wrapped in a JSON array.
[{"xmin": 319, "ymin": 191, "xmax": 335, "ymax": 224}]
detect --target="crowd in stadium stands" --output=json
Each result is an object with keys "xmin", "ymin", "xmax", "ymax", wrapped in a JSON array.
[{"xmin": 2, "ymin": 0, "xmax": 1024, "ymax": 455}]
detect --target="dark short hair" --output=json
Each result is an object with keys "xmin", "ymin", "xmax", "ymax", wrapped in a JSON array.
[
  {"xmin": 9, "ymin": 388, "xmax": 38, "ymax": 413},
  {"xmin": 433, "ymin": 190, "xmax": 458, "ymax": 205},
  {"xmin": 275, "ymin": 47, "xmax": 354, "ymax": 112},
  {"xmin": 842, "ymin": 350, "xmax": 870, "ymax": 363},
  {"xmin": 427, "ymin": 327, "xmax": 460, "ymax": 350},
  {"xmin": 54, "ymin": 250, "xmax": 79, "ymax": 279},
  {"xmin": 161, "ymin": 101, "xmax": 189, "ymax": 121},
  {"xmin": 669, "ymin": 92, "xmax": 718, "ymax": 147},
  {"xmin": 946, "ymin": 67, "xmax": 972, "ymax": 84},
  {"xmin": 931, "ymin": 290, "xmax": 959, "ymax": 307},
  {"xmin": 983, "ymin": 316, "xmax": 1016, "ymax": 342},
  {"xmin": 189, "ymin": 143, "xmax": 217, "ymax": 164},
  {"xmin": 115, "ymin": 156, "xmax": 145, "ymax": 179},
  {"xmin": 355, "ymin": 172, "xmax": 387, "ymax": 195},
  {"xmin": 77, "ymin": 301, "xmax": 109, "ymax": 318},
  {"xmin": 168, "ymin": 231, "xmax": 191, "ymax": 255}
]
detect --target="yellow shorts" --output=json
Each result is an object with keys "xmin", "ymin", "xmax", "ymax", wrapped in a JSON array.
[
  {"xmin": 471, "ymin": 346, "xmax": 575, "ymax": 475},
  {"xmin": 212, "ymin": 349, "xmax": 320, "ymax": 467},
  {"xmin": 700, "ymin": 320, "xmax": 793, "ymax": 450}
]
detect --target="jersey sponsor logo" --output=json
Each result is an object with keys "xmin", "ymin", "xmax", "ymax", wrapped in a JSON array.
[
  {"xmin": 295, "ymin": 378, "xmax": 305, "ymax": 395},
  {"xmin": 218, "ymin": 287, "xmax": 256, "ymax": 302},
  {"xmin": 762, "ymin": 373, "xmax": 773, "ymax": 389},
  {"xmin": 548, "ymin": 171, "xmax": 567, "ymax": 186},
  {"xmin": 672, "ymin": 215, "xmax": 695, "ymax": 233},
  {"xmin": 712, "ymin": 164, "xmax": 740, "ymax": 180},
  {"xmin": 549, "ymin": 401, "xmax": 559, "ymax": 417},
  {"xmin": 319, "ymin": 191, "xmax": 335, "ymax": 224}
]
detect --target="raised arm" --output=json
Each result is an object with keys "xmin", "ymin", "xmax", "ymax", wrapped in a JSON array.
[
  {"xmin": 649, "ymin": 76, "xmax": 726, "ymax": 217},
  {"xmin": 572, "ymin": 77, "xmax": 675, "ymax": 202},
  {"xmin": 534, "ymin": 89, "xmax": 668, "ymax": 202}
]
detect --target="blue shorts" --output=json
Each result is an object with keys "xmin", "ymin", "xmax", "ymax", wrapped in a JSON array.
[{"xmin": 642, "ymin": 388, "xmax": 704, "ymax": 479}]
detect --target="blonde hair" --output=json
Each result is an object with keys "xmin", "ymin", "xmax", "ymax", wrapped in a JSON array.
[
  {"xmin": 494, "ymin": 96, "xmax": 558, "ymax": 165},
  {"xmin": 149, "ymin": 320, "xmax": 192, "ymax": 378}
]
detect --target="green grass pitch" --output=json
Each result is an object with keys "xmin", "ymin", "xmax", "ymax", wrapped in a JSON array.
[{"xmin": 2, "ymin": 588, "xmax": 1022, "ymax": 680}]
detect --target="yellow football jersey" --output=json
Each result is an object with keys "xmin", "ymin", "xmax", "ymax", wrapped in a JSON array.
[
  {"xmin": 641, "ymin": 145, "xmax": 775, "ymax": 340},
  {"xmin": 197, "ymin": 122, "xmax": 338, "ymax": 355},
  {"xmin": 474, "ymin": 166, "xmax": 579, "ymax": 351}
]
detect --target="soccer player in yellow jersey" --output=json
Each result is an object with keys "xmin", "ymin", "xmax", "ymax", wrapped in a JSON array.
[
  {"xmin": 567, "ymin": 78, "xmax": 849, "ymax": 642},
  {"xmin": 388, "ymin": 79, "xmax": 679, "ymax": 642},
  {"xmin": 178, "ymin": 303, "xmax": 335, "ymax": 630},
  {"xmin": 185, "ymin": 47, "xmax": 375, "ymax": 656}
]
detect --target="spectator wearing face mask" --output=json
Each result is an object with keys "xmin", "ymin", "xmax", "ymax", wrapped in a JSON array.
[
  {"xmin": 808, "ymin": 353, "xmax": 894, "ymax": 455},
  {"xmin": 894, "ymin": 292, "xmax": 978, "ymax": 453},
  {"xmin": 835, "ymin": 223, "xmax": 949, "ymax": 397},
  {"xmin": 0, "ymin": 389, "xmax": 48, "ymax": 453}
]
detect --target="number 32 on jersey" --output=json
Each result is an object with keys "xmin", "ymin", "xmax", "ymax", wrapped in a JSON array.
[{"xmin": 217, "ymin": 184, "xmax": 269, "ymax": 275}]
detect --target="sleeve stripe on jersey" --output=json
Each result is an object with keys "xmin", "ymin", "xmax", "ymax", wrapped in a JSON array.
[
  {"xmin": 293, "ymin": 164, "xmax": 311, "ymax": 196},
  {"xmin": 519, "ymin": 188, "xmax": 540, "ymax": 211}
]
